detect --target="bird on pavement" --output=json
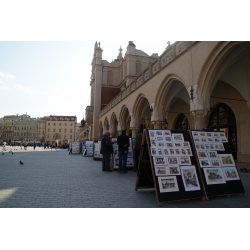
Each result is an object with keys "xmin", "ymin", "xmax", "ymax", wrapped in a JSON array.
[
  {"xmin": 19, "ymin": 161, "xmax": 24, "ymax": 165},
  {"xmin": 1, "ymin": 152, "xmax": 4, "ymax": 155}
]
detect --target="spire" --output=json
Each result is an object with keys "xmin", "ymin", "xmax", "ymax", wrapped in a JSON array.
[{"xmin": 118, "ymin": 45, "xmax": 123, "ymax": 60}]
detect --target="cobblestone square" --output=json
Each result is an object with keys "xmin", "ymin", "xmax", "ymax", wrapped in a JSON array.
[{"xmin": 0, "ymin": 146, "xmax": 249, "ymax": 208}]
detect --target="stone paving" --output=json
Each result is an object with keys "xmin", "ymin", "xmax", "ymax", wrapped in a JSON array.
[{"xmin": 0, "ymin": 145, "xmax": 249, "ymax": 208}]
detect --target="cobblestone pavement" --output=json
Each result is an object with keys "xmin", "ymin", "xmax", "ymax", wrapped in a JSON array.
[{"xmin": 0, "ymin": 146, "xmax": 249, "ymax": 208}]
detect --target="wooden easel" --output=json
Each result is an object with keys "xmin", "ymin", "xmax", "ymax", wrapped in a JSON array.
[{"xmin": 135, "ymin": 129, "xmax": 206, "ymax": 206}]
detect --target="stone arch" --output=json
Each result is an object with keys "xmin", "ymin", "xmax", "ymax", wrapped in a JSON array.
[
  {"xmin": 119, "ymin": 105, "xmax": 130, "ymax": 134},
  {"xmin": 196, "ymin": 41, "xmax": 250, "ymax": 110},
  {"xmin": 108, "ymin": 70, "xmax": 114, "ymax": 85},
  {"xmin": 110, "ymin": 112, "xmax": 118, "ymax": 137},
  {"xmin": 103, "ymin": 117, "xmax": 109, "ymax": 131}
]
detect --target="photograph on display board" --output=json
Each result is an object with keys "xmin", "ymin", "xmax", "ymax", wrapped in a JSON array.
[
  {"xmin": 164, "ymin": 136, "xmax": 172, "ymax": 142},
  {"xmin": 156, "ymin": 136, "xmax": 164, "ymax": 142},
  {"xmin": 169, "ymin": 148, "xmax": 175, "ymax": 156},
  {"xmin": 163, "ymin": 130, "xmax": 171, "ymax": 136},
  {"xmin": 179, "ymin": 156, "xmax": 191, "ymax": 165},
  {"xmin": 209, "ymin": 144, "xmax": 215, "ymax": 150},
  {"xmin": 157, "ymin": 148, "xmax": 164, "ymax": 156},
  {"xmin": 195, "ymin": 143, "xmax": 200, "ymax": 150},
  {"xmin": 113, "ymin": 146, "xmax": 119, "ymax": 158},
  {"xmin": 218, "ymin": 143, "xmax": 225, "ymax": 151},
  {"xmin": 201, "ymin": 137, "xmax": 207, "ymax": 143},
  {"xmin": 210, "ymin": 159, "xmax": 221, "ymax": 167},
  {"xmin": 222, "ymin": 167, "xmax": 240, "ymax": 181},
  {"xmin": 127, "ymin": 148, "xmax": 133, "ymax": 157},
  {"xmin": 214, "ymin": 144, "xmax": 219, "ymax": 150},
  {"xmin": 213, "ymin": 132, "xmax": 219, "ymax": 137},
  {"xmin": 153, "ymin": 157, "xmax": 167, "ymax": 166},
  {"xmin": 218, "ymin": 154, "xmax": 236, "ymax": 167},
  {"xmin": 163, "ymin": 148, "xmax": 170, "ymax": 156},
  {"xmin": 207, "ymin": 132, "xmax": 212, "ymax": 137},
  {"xmin": 151, "ymin": 147, "xmax": 158, "ymax": 156},
  {"xmin": 126, "ymin": 158, "xmax": 134, "ymax": 167},
  {"xmin": 155, "ymin": 166, "xmax": 168, "ymax": 176},
  {"xmin": 166, "ymin": 142, "xmax": 174, "ymax": 148},
  {"xmin": 199, "ymin": 158, "xmax": 211, "ymax": 168},
  {"xmin": 168, "ymin": 166, "xmax": 181, "ymax": 175},
  {"xmin": 207, "ymin": 151, "xmax": 218, "ymax": 158},
  {"xmin": 181, "ymin": 166, "xmax": 201, "ymax": 191},
  {"xmin": 220, "ymin": 137, "xmax": 228, "ymax": 143},
  {"xmin": 192, "ymin": 131, "xmax": 199, "ymax": 137},
  {"xmin": 180, "ymin": 148, "xmax": 187, "ymax": 156},
  {"xmin": 214, "ymin": 138, "xmax": 220, "ymax": 143},
  {"xmin": 205, "ymin": 143, "xmax": 210, "ymax": 150},
  {"xmin": 157, "ymin": 141, "xmax": 165, "ymax": 147},
  {"xmin": 155, "ymin": 130, "xmax": 163, "ymax": 136},
  {"xmin": 166, "ymin": 157, "xmax": 179, "ymax": 166},
  {"xmin": 207, "ymin": 137, "xmax": 214, "ymax": 142},
  {"xmin": 203, "ymin": 168, "xmax": 226, "ymax": 185},
  {"xmin": 149, "ymin": 130, "xmax": 155, "ymax": 139},
  {"xmin": 172, "ymin": 133, "xmax": 184, "ymax": 142},
  {"xmin": 114, "ymin": 158, "xmax": 119, "ymax": 169},
  {"xmin": 158, "ymin": 176, "xmax": 179, "ymax": 193},
  {"xmin": 197, "ymin": 150, "xmax": 208, "ymax": 158},
  {"xmin": 174, "ymin": 148, "xmax": 181, "ymax": 156},
  {"xmin": 151, "ymin": 139, "xmax": 157, "ymax": 147},
  {"xmin": 186, "ymin": 148, "xmax": 193, "ymax": 156},
  {"xmin": 219, "ymin": 132, "xmax": 226, "ymax": 137},
  {"xmin": 182, "ymin": 141, "xmax": 190, "ymax": 148},
  {"xmin": 174, "ymin": 142, "xmax": 182, "ymax": 147},
  {"xmin": 199, "ymin": 132, "xmax": 206, "ymax": 137},
  {"xmin": 200, "ymin": 143, "xmax": 205, "ymax": 150}
]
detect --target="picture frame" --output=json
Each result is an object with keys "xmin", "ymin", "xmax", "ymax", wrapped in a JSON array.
[
  {"xmin": 156, "ymin": 136, "xmax": 164, "ymax": 142},
  {"xmin": 199, "ymin": 158, "xmax": 211, "ymax": 168},
  {"xmin": 214, "ymin": 143, "xmax": 219, "ymax": 150},
  {"xmin": 166, "ymin": 157, "xmax": 179, "ymax": 165},
  {"xmin": 172, "ymin": 133, "xmax": 184, "ymax": 142},
  {"xmin": 155, "ymin": 166, "xmax": 168, "ymax": 176},
  {"xmin": 149, "ymin": 130, "xmax": 155, "ymax": 139},
  {"xmin": 164, "ymin": 136, "xmax": 172, "ymax": 142},
  {"xmin": 192, "ymin": 131, "xmax": 199, "ymax": 137},
  {"xmin": 157, "ymin": 148, "xmax": 164, "ymax": 156},
  {"xmin": 174, "ymin": 142, "xmax": 182, "ymax": 147},
  {"xmin": 150, "ymin": 147, "xmax": 158, "ymax": 156},
  {"xmin": 166, "ymin": 142, "xmax": 174, "ymax": 148},
  {"xmin": 153, "ymin": 156, "xmax": 167, "ymax": 166},
  {"xmin": 169, "ymin": 148, "xmax": 175, "ymax": 156},
  {"xmin": 182, "ymin": 141, "xmax": 190, "ymax": 148},
  {"xmin": 209, "ymin": 143, "xmax": 215, "ymax": 150},
  {"xmin": 207, "ymin": 137, "xmax": 214, "ymax": 142},
  {"xmin": 158, "ymin": 176, "xmax": 179, "ymax": 193},
  {"xmin": 222, "ymin": 167, "xmax": 240, "ymax": 181},
  {"xmin": 218, "ymin": 154, "xmax": 236, "ymax": 167},
  {"xmin": 219, "ymin": 132, "xmax": 226, "ymax": 137},
  {"xmin": 157, "ymin": 141, "xmax": 165, "ymax": 147},
  {"xmin": 195, "ymin": 143, "xmax": 200, "ymax": 150},
  {"xmin": 180, "ymin": 166, "xmax": 201, "ymax": 191},
  {"xmin": 207, "ymin": 132, "xmax": 212, "ymax": 137},
  {"xmin": 167, "ymin": 166, "xmax": 181, "ymax": 175},
  {"xmin": 163, "ymin": 130, "xmax": 171, "ymax": 136},
  {"xmin": 126, "ymin": 158, "xmax": 134, "ymax": 167},
  {"xmin": 203, "ymin": 168, "xmax": 226, "ymax": 185},
  {"xmin": 197, "ymin": 150, "xmax": 208, "ymax": 158},
  {"xmin": 200, "ymin": 143, "xmax": 205, "ymax": 150},
  {"xmin": 180, "ymin": 148, "xmax": 187, "ymax": 156},
  {"xmin": 204, "ymin": 143, "xmax": 210, "ymax": 150},
  {"xmin": 213, "ymin": 132, "xmax": 219, "ymax": 137},
  {"xmin": 220, "ymin": 137, "xmax": 228, "ymax": 143},
  {"xmin": 179, "ymin": 156, "xmax": 191, "ymax": 165},
  {"xmin": 186, "ymin": 148, "xmax": 193, "ymax": 156},
  {"xmin": 210, "ymin": 159, "xmax": 221, "ymax": 167},
  {"xmin": 151, "ymin": 139, "xmax": 157, "ymax": 147},
  {"xmin": 174, "ymin": 148, "xmax": 181, "ymax": 156},
  {"xmin": 207, "ymin": 151, "xmax": 218, "ymax": 158},
  {"xmin": 163, "ymin": 148, "xmax": 170, "ymax": 156},
  {"xmin": 218, "ymin": 143, "xmax": 225, "ymax": 151},
  {"xmin": 199, "ymin": 132, "xmax": 206, "ymax": 137},
  {"xmin": 193, "ymin": 137, "xmax": 200, "ymax": 142},
  {"xmin": 155, "ymin": 130, "xmax": 163, "ymax": 136},
  {"xmin": 201, "ymin": 137, "xmax": 207, "ymax": 143},
  {"xmin": 214, "ymin": 138, "xmax": 221, "ymax": 143}
]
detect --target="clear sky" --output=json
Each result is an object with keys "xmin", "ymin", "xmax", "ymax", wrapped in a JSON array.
[{"xmin": 0, "ymin": 41, "xmax": 171, "ymax": 122}]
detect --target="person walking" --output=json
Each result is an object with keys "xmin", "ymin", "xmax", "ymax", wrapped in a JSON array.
[
  {"xmin": 133, "ymin": 129, "xmax": 143, "ymax": 172},
  {"xmin": 33, "ymin": 141, "xmax": 36, "ymax": 150},
  {"xmin": 44, "ymin": 142, "xmax": 46, "ymax": 150},
  {"xmin": 100, "ymin": 131, "xmax": 116, "ymax": 172},
  {"xmin": 117, "ymin": 130, "xmax": 130, "ymax": 174}
]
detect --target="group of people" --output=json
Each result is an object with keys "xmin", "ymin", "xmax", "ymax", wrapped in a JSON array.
[{"xmin": 100, "ymin": 129, "xmax": 142, "ymax": 174}]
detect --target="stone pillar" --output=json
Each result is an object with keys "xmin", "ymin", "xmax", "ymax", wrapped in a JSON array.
[
  {"xmin": 151, "ymin": 121, "xmax": 164, "ymax": 129},
  {"xmin": 190, "ymin": 110, "xmax": 210, "ymax": 130}
]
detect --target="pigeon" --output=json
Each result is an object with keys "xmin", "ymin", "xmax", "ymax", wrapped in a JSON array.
[
  {"xmin": 12, "ymin": 152, "xmax": 14, "ymax": 154},
  {"xmin": 19, "ymin": 161, "xmax": 24, "ymax": 165},
  {"xmin": 1, "ymin": 152, "xmax": 4, "ymax": 155}
]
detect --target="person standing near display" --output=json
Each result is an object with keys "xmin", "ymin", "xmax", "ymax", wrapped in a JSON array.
[
  {"xmin": 133, "ymin": 129, "xmax": 143, "ymax": 172},
  {"xmin": 117, "ymin": 130, "xmax": 130, "ymax": 174},
  {"xmin": 100, "ymin": 131, "xmax": 116, "ymax": 172}
]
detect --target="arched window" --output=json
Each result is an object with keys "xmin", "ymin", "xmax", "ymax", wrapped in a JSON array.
[{"xmin": 175, "ymin": 114, "xmax": 190, "ymax": 130}]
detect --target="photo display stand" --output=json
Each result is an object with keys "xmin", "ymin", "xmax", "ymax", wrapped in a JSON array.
[
  {"xmin": 93, "ymin": 141, "xmax": 103, "ymax": 161},
  {"xmin": 190, "ymin": 130, "xmax": 246, "ymax": 199},
  {"xmin": 135, "ymin": 129, "xmax": 205, "ymax": 207}
]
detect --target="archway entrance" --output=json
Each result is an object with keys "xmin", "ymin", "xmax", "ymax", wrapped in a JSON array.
[
  {"xmin": 175, "ymin": 113, "xmax": 190, "ymax": 130},
  {"xmin": 208, "ymin": 103, "xmax": 237, "ymax": 159}
]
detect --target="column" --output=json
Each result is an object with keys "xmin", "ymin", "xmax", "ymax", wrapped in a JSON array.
[
  {"xmin": 151, "ymin": 121, "xmax": 164, "ymax": 129},
  {"xmin": 190, "ymin": 110, "xmax": 210, "ymax": 130}
]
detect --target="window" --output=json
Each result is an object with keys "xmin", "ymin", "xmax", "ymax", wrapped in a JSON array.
[
  {"xmin": 21, "ymin": 133, "xmax": 23, "ymax": 136},
  {"xmin": 65, "ymin": 123, "xmax": 67, "ymax": 126},
  {"xmin": 70, "ymin": 123, "xmax": 73, "ymax": 126},
  {"xmin": 59, "ymin": 123, "xmax": 61, "ymax": 126},
  {"xmin": 71, "ymin": 118, "xmax": 74, "ymax": 121},
  {"xmin": 48, "ymin": 128, "xmax": 50, "ymax": 132},
  {"xmin": 53, "ymin": 123, "xmax": 56, "ymax": 126},
  {"xmin": 33, "ymin": 133, "xmax": 35, "ymax": 137},
  {"xmin": 175, "ymin": 114, "xmax": 190, "ymax": 130},
  {"xmin": 17, "ymin": 132, "xmax": 19, "ymax": 136},
  {"xmin": 48, "ymin": 123, "xmax": 50, "ymax": 126},
  {"xmin": 70, "ymin": 129, "xmax": 72, "ymax": 133},
  {"xmin": 53, "ymin": 129, "xmax": 55, "ymax": 132},
  {"xmin": 14, "ymin": 132, "xmax": 16, "ymax": 136},
  {"xmin": 64, "ymin": 129, "xmax": 67, "ymax": 133},
  {"xmin": 59, "ymin": 129, "xmax": 61, "ymax": 132}
]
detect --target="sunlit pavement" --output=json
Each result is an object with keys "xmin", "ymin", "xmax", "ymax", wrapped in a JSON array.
[{"xmin": 0, "ymin": 146, "xmax": 250, "ymax": 208}]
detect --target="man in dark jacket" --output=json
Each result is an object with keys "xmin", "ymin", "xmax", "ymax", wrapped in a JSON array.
[
  {"xmin": 117, "ymin": 130, "xmax": 130, "ymax": 174},
  {"xmin": 100, "ymin": 130, "xmax": 116, "ymax": 172},
  {"xmin": 133, "ymin": 129, "xmax": 143, "ymax": 172}
]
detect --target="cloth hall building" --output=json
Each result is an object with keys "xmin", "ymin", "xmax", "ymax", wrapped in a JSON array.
[{"xmin": 79, "ymin": 41, "xmax": 250, "ymax": 163}]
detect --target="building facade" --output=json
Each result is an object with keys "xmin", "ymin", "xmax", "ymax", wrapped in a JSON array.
[
  {"xmin": 0, "ymin": 118, "xmax": 4, "ymax": 143},
  {"xmin": 82, "ymin": 41, "xmax": 250, "ymax": 163},
  {"xmin": 2, "ymin": 115, "xmax": 15, "ymax": 143},
  {"xmin": 45, "ymin": 115, "xmax": 77, "ymax": 145}
]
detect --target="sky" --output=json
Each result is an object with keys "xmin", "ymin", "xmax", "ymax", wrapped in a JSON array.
[{"xmin": 0, "ymin": 41, "xmax": 172, "ymax": 122}]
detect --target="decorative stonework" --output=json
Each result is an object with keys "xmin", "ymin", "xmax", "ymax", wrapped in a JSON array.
[
  {"xmin": 151, "ymin": 121, "xmax": 164, "ymax": 126},
  {"xmin": 126, "ymin": 86, "xmax": 130, "ymax": 95},
  {"xmin": 132, "ymin": 82, "xmax": 136, "ymax": 91},
  {"xmin": 136, "ymin": 76, "xmax": 143, "ymax": 87},
  {"xmin": 162, "ymin": 50, "xmax": 174, "ymax": 66},
  {"xmin": 190, "ymin": 110, "xmax": 210, "ymax": 118},
  {"xmin": 153, "ymin": 63, "xmax": 159, "ymax": 74},
  {"xmin": 145, "ymin": 70, "xmax": 149, "ymax": 80},
  {"xmin": 122, "ymin": 90, "xmax": 126, "ymax": 99},
  {"xmin": 176, "ymin": 42, "xmax": 187, "ymax": 55}
]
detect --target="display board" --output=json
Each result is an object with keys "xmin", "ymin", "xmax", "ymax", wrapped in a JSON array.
[
  {"xmin": 112, "ymin": 138, "xmax": 134, "ymax": 170},
  {"xmin": 190, "ymin": 130, "xmax": 246, "ymax": 198},
  {"xmin": 71, "ymin": 142, "xmax": 80, "ymax": 154},
  {"xmin": 93, "ymin": 141, "xmax": 103, "ymax": 160},
  {"xmin": 135, "ymin": 129, "xmax": 205, "ymax": 206},
  {"xmin": 82, "ymin": 141, "xmax": 94, "ymax": 157}
]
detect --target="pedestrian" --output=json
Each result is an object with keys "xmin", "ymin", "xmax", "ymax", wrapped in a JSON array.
[
  {"xmin": 44, "ymin": 142, "xmax": 46, "ymax": 150},
  {"xmin": 133, "ymin": 128, "xmax": 143, "ymax": 172},
  {"xmin": 100, "ymin": 130, "xmax": 116, "ymax": 172},
  {"xmin": 33, "ymin": 141, "xmax": 36, "ymax": 150},
  {"xmin": 117, "ymin": 130, "xmax": 130, "ymax": 174}
]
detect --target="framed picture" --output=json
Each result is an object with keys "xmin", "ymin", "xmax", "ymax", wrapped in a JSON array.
[
  {"xmin": 193, "ymin": 137, "xmax": 200, "ymax": 142},
  {"xmin": 218, "ymin": 154, "xmax": 236, "ymax": 167},
  {"xmin": 195, "ymin": 143, "xmax": 200, "ymax": 150},
  {"xmin": 199, "ymin": 158, "xmax": 211, "ymax": 168},
  {"xmin": 156, "ymin": 136, "xmax": 164, "ymax": 142},
  {"xmin": 169, "ymin": 148, "xmax": 175, "ymax": 156},
  {"xmin": 174, "ymin": 142, "xmax": 182, "ymax": 147},
  {"xmin": 201, "ymin": 137, "xmax": 207, "ymax": 143},
  {"xmin": 200, "ymin": 143, "xmax": 205, "ymax": 150},
  {"xmin": 113, "ymin": 146, "xmax": 119, "ymax": 158},
  {"xmin": 197, "ymin": 150, "xmax": 208, "ymax": 158},
  {"xmin": 163, "ymin": 148, "xmax": 170, "ymax": 156},
  {"xmin": 155, "ymin": 130, "xmax": 163, "ymax": 136},
  {"xmin": 181, "ymin": 166, "xmax": 201, "ymax": 191},
  {"xmin": 167, "ymin": 166, "xmax": 181, "ymax": 175},
  {"xmin": 157, "ymin": 141, "xmax": 165, "ymax": 147},
  {"xmin": 149, "ymin": 130, "xmax": 155, "ymax": 139},
  {"xmin": 127, "ymin": 148, "xmax": 133, "ymax": 157},
  {"xmin": 214, "ymin": 143, "xmax": 219, "ymax": 150},
  {"xmin": 207, "ymin": 137, "xmax": 214, "ymax": 142},
  {"xmin": 172, "ymin": 133, "xmax": 184, "ymax": 142},
  {"xmin": 166, "ymin": 157, "xmax": 179, "ymax": 166},
  {"xmin": 163, "ymin": 130, "xmax": 171, "ymax": 136},
  {"xmin": 218, "ymin": 143, "xmax": 225, "ymax": 151},
  {"xmin": 180, "ymin": 148, "xmax": 187, "ymax": 156},
  {"xmin": 164, "ymin": 136, "xmax": 172, "ymax": 142},
  {"xmin": 114, "ymin": 158, "xmax": 119, "ymax": 169},
  {"xmin": 222, "ymin": 167, "xmax": 240, "ymax": 181},
  {"xmin": 213, "ymin": 132, "xmax": 219, "ymax": 137},
  {"xmin": 151, "ymin": 147, "xmax": 158, "ymax": 156},
  {"xmin": 204, "ymin": 143, "xmax": 210, "ymax": 150},
  {"xmin": 219, "ymin": 132, "xmax": 226, "ymax": 137},
  {"xmin": 207, "ymin": 151, "xmax": 218, "ymax": 158},
  {"xmin": 220, "ymin": 137, "xmax": 228, "ymax": 143},
  {"xmin": 203, "ymin": 168, "xmax": 226, "ymax": 185},
  {"xmin": 155, "ymin": 166, "xmax": 168, "ymax": 176},
  {"xmin": 209, "ymin": 143, "xmax": 215, "ymax": 150},
  {"xmin": 126, "ymin": 158, "xmax": 134, "ymax": 167},
  {"xmin": 158, "ymin": 176, "xmax": 179, "ymax": 193},
  {"xmin": 186, "ymin": 148, "xmax": 193, "ymax": 156},
  {"xmin": 199, "ymin": 132, "xmax": 206, "ymax": 137},
  {"xmin": 192, "ymin": 131, "xmax": 199, "ymax": 137},
  {"xmin": 151, "ymin": 139, "xmax": 157, "ymax": 147},
  {"xmin": 153, "ymin": 157, "xmax": 167, "ymax": 166},
  {"xmin": 207, "ymin": 132, "xmax": 212, "ymax": 137},
  {"xmin": 210, "ymin": 159, "xmax": 221, "ymax": 167},
  {"xmin": 166, "ymin": 142, "xmax": 174, "ymax": 148},
  {"xmin": 179, "ymin": 156, "xmax": 191, "ymax": 165},
  {"xmin": 214, "ymin": 138, "xmax": 220, "ymax": 143},
  {"xmin": 182, "ymin": 141, "xmax": 190, "ymax": 148},
  {"xmin": 175, "ymin": 148, "xmax": 181, "ymax": 156},
  {"xmin": 157, "ymin": 148, "xmax": 164, "ymax": 156}
]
